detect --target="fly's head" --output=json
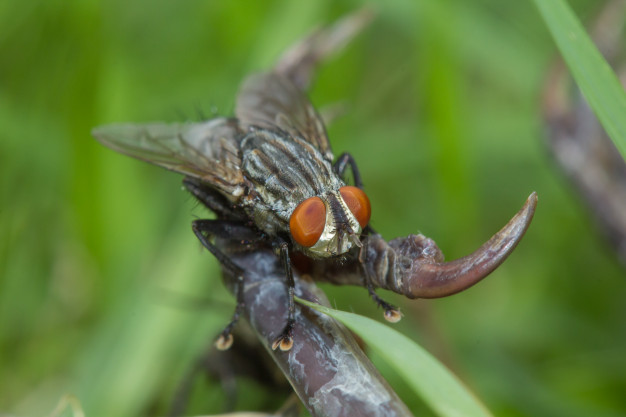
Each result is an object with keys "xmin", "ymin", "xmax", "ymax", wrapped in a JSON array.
[{"xmin": 289, "ymin": 186, "xmax": 371, "ymax": 258}]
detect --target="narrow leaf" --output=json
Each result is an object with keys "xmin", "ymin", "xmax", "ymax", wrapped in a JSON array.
[
  {"xmin": 297, "ymin": 297, "xmax": 493, "ymax": 417},
  {"xmin": 533, "ymin": 0, "xmax": 626, "ymax": 161}
]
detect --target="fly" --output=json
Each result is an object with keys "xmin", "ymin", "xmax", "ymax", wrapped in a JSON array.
[{"xmin": 92, "ymin": 10, "xmax": 536, "ymax": 352}]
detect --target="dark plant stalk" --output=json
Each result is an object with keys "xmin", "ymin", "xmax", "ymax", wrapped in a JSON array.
[{"xmin": 219, "ymin": 241, "xmax": 415, "ymax": 417}]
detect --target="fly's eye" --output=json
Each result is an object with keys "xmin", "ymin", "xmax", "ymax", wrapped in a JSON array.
[
  {"xmin": 290, "ymin": 197, "xmax": 326, "ymax": 247},
  {"xmin": 339, "ymin": 186, "xmax": 371, "ymax": 227}
]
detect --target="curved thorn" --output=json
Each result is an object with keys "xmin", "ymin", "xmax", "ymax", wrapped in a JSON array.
[{"xmin": 404, "ymin": 192, "xmax": 538, "ymax": 298}]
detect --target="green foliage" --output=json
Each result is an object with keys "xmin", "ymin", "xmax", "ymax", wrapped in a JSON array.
[{"xmin": 1, "ymin": 1, "xmax": 625, "ymax": 416}]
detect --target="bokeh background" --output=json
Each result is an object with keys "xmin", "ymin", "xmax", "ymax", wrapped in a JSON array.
[{"xmin": 2, "ymin": 0, "xmax": 625, "ymax": 416}]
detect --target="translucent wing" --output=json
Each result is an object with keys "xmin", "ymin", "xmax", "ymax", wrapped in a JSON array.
[
  {"xmin": 274, "ymin": 8, "xmax": 374, "ymax": 90},
  {"xmin": 235, "ymin": 72, "xmax": 334, "ymax": 162},
  {"xmin": 92, "ymin": 118, "xmax": 245, "ymax": 198}
]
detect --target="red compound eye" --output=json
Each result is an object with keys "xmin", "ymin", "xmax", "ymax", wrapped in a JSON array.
[
  {"xmin": 339, "ymin": 186, "xmax": 371, "ymax": 227},
  {"xmin": 290, "ymin": 197, "xmax": 326, "ymax": 247}
]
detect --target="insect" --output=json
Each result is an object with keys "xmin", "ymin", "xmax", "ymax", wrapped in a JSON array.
[{"xmin": 93, "ymin": 10, "xmax": 536, "ymax": 353}]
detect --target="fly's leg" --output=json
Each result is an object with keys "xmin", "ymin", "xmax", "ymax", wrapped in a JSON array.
[
  {"xmin": 184, "ymin": 177, "xmax": 246, "ymax": 221},
  {"xmin": 271, "ymin": 239, "xmax": 296, "ymax": 352},
  {"xmin": 192, "ymin": 219, "xmax": 262, "ymax": 349},
  {"xmin": 334, "ymin": 152, "xmax": 377, "ymax": 235},
  {"xmin": 359, "ymin": 230, "xmax": 403, "ymax": 323},
  {"xmin": 334, "ymin": 152, "xmax": 364, "ymax": 187},
  {"xmin": 362, "ymin": 274, "xmax": 403, "ymax": 323}
]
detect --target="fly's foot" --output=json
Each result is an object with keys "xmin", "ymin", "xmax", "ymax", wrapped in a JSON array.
[
  {"xmin": 215, "ymin": 300, "xmax": 244, "ymax": 351},
  {"xmin": 215, "ymin": 331, "xmax": 234, "ymax": 351},
  {"xmin": 370, "ymin": 291, "xmax": 403, "ymax": 323},
  {"xmin": 383, "ymin": 307, "xmax": 403, "ymax": 323},
  {"xmin": 271, "ymin": 320, "xmax": 295, "ymax": 351}
]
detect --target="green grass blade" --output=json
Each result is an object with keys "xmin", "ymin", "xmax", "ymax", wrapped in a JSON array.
[
  {"xmin": 296, "ymin": 298, "xmax": 493, "ymax": 417},
  {"xmin": 532, "ymin": 0, "xmax": 626, "ymax": 161}
]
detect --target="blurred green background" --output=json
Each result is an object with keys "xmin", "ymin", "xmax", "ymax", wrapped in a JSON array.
[{"xmin": 2, "ymin": 0, "xmax": 625, "ymax": 416}]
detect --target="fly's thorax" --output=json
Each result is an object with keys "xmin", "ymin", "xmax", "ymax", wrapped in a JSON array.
[
  {"xmin": 239, "ymin": 129, "xmax": 342, "ymax": 235},
  {"xmin": 302, "ymin": 191, "xmax": 363, "ymax": 258}
]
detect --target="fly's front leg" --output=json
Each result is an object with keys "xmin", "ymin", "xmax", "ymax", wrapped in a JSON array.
[
  {"xmin": 361, "ymin": 273, "xmax": 403, "ymax": 323},
  {"xmin": 359, "ymin": 230, "xmax": 403, "ymax": 323},
  {"xmin": 192, "ymin": 219, "xmax": 261, "ymax": 350},
  {"xmin": 334, "ymin": 152, "xmax": 364, "ymax": 188},
  {"xmin": 271, "ymin": 238, "xmax": 296, "ymax": 352},
  {"xmin": 334, "ymin": 152, "xmax": 377, "ymax": 235}
]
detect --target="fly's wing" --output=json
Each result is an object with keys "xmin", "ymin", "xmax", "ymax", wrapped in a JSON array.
[
  {"xmin": 92, "ymin": 118, "xmax": 246, "ymax": 199},
  {"xmin": 275, "ymin": 8, "xmax": 374, "ymax": 90},
  {"xmin": 234, "ymin": 9, "xmax": 373, "ymax": 163},
  {"xmin": 235, "ymin": 72, "xmax": 334, "ymax": 162}
]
